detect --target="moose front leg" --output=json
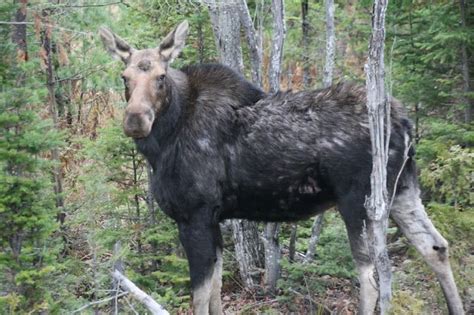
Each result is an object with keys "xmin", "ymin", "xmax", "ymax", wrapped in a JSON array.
[{"xmin": 178, "ymin": 219, "xmax": 223, "ymax": 315}]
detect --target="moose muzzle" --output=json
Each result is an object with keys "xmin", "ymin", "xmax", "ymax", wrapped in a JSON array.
[{"xmin": 123, "ymin": 107, "xmax": 154, "ymax": 138}]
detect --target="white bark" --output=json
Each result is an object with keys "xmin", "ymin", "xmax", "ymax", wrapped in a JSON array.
[
  {"xmin": 262, "ymin": 223, "xmax": 280, "ymax": 292},
  {"xmin": 323, "ymin": 0, "xmax": 335, "ymax": 88},
  {"xmin": 460, "ymin": 0, "xmax": 472, "ymax": 123},
  {"xmin": 268, "ymin": 0, "xmax": 285, "ymax": 93},
  {"xmin": 238, "ymin": 0, "xmax": 263, "ymax": 87},
  {"xmin": 231, "ymin": 219, "xmax": 264, "ymax": 288},
  {"xmin": 304, "ymin": 214, "xmax": 324, "ymax": 263},
  {"xmin": 112, "ymin": 270, "xmax": 169, "ymax": 315},
  {"xmin": 301, "ymin": 0, "xmax": 310, "ymax": 88},
  {"xmin": 205, "ymin": 0, "xmax": 244, "ymax": 73},
  {"xmin": 364, "ymin": 0, "xmax": 392, "ymax": 313}
]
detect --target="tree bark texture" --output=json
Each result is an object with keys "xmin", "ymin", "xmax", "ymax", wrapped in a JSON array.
[
  {"xmin": 11, "ymin": 0, "xmax": 28, "ymax": 63},
  {"xmin": 305, "ymin": 214, "xmax": 324, "ymax": 263},
  {"xmin": 364, "ymin": 0, "xmax": 392, "ymax": 313},
  {"xmin": 263, "ymin": 223, "xmax": 280, "ymax": 293},
  {"xmin": 268, "ymin": 0, "xmax": 285, "ymax": 93},
  {"xmin": 205, "ymin": 0, "xmax": 265, "ymax": 288},
  {"xmin": 301, "ymin": 0, "xmax": 310, "ymax": 88},
  {"xmin": 459, "ymin": 0, "xmax": 472, "ymax": 123},
  {"xmin": 323, "ymin": 0, "xmax": 335, "ymax": 88},
  {"xmin": 238, "ymin": 0, "xmax": 263, "ymax": 87},
  {"xmin": 288, "ymin": 224, "xmax": 297, "ymax": 263},
  {"xmin": 40, "ymin": 12, "xmax": 65, "ymax": 224},
  {"xmin": 205, "ymin": 0, "xmax": 244, "ymax": 73},
  {"xmin": 231, "ymin": 220, "xmax": 265, "ymax": 288}
]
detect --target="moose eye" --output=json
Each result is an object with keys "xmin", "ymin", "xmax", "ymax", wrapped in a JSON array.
[
  {"xmin": 121, "ymin": 75, "xmax": 129, "ymax": 86},
  {"xmin": 158, "ymin": 74, "xmax": 166, "ymax": 81}
]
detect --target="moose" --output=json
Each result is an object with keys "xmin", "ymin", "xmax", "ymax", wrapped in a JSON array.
[{"xmin": 99, "ymin": 21, "xmax": 464, "ymax": 314}]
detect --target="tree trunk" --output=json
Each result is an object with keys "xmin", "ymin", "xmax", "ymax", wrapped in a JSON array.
[
  {"xmin": 231, "ymin": 220, "xmax": 264, "ymax": 288},
  {"xmin": 305, "ymin": 214, "xmax": 324, "ymax": 263},
  {"xmin": 207, "ymin": 0, "xmax": 244, "ymax": 73},
  {"xmin": 301, "ymin": 0, "xmax": 310, "ymax": 88},
  {"xmin": 262, "ymin": 223, "xmax": 280, "ymax": 293},
  {"xmin": 238, "ymin": 0, "xmax": 263, "ymax": 88},
  {"xmin": 323, "ymin": 0, "xmax": 335, "ymax": 88},
  {"xmin": 364, "ymin": 0, "xmax": 392, "ymax": 313},
  {"xmin": 288, "ymin": 224, "xmax": 297, "ymax": 263},
  {"xmin": 205, "ymin": 0, "xmax": 265, "ymax": 288},
  {"xmin": 11, "ymin": 0, "xmax": 28, "ymax": 64},
  {"xmin": 268, "ymin": 0, "xmax": 285, "ymax": 93},
  {"xmin": 262, "ymin": 0, "xmax": 286, "ymax": 293},
  {"xmin": 41, "ymin": 11, "xmax": 66, "ymax": 233},
  {"xmin": 459, "ymin": 0, "xmax": 472, "ymax": 124}
]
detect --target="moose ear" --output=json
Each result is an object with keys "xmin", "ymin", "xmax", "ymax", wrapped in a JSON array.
[
  {"xmin": 99, "ymin": 27, "xmax": 134, "ymax": 63},
  {"xmin": 158, "ymin": 20, "xmax": 189, "ymax": 63}
]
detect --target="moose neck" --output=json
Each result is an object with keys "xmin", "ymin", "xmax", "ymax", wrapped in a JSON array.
[{"xmin": 134, "ymin": 68, "xmax": 189, "ymax": 166}]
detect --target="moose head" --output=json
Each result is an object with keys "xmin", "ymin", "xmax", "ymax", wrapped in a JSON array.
[{"xmin": 99, "ymin": 21, "xmax": 189, "ymax": 138}]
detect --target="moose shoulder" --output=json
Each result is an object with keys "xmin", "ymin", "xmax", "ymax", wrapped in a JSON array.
[{"xmin": 100, "ymin": 21, "xmax": 464, "ymax": 315}]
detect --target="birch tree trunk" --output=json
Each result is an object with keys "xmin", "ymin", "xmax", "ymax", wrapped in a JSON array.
[
  {"xmin": 204, "ymin": 0, "xmax": 265, "ymax": 289},
  {"xmin": 323, "ymin": 0, "xmax": 335, "ymax": 88},
  {"xmin": 304, "ymin": 213, "xmax": 324, "ymax": 263},
  {"xmin": 459, "ymin": 0, "xmax": 472, "ymax": 124},
  {"xmin": 238, "ymin": 0, "xmax": 263, "ymax": 88},
  {"xmin": 263, "ymin": 0, "xmax": 286, "ymax": 293},
  {"xmin": 268, "ymin": 0, "xmax": 285, "ymax": 94},
  {"xmin": 364, "ymin": 0, "xmax": 392, "ymax": 313},
  {"xmin": 301, "ymin": 0, "xmax": 310, "ymax": 88}
]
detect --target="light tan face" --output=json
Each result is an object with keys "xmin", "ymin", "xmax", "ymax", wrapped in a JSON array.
[
  {"xmin": 121, "ymin": 50, "xmax": 169, "ymax": 138},
  {"xmin": 99, "ymin": 21, "xmax": 188, "ymax": 138}
]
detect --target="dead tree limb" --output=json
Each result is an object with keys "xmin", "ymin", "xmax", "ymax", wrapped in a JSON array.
[
  {"xmin": 111, "ymin": 270, "xmax": 169, "ymax": 315},
  {"xmin": 364, "ymin": 0, "xmax": 392, "ymax": 313}
]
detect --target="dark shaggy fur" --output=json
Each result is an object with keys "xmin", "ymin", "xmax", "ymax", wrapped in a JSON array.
[{"xmin": 134, "ymin": 63, "xmax": 414, "ymax": 291}]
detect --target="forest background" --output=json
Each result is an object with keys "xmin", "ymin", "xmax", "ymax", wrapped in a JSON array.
[{"xmin": 0, "ymin": 0, "xmax": 473, "ymax": 314}]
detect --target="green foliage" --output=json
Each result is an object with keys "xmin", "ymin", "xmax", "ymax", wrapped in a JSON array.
[
  {"xmin": 277, "ymin": 213, "xmax": 356, "ymax": 307},
  {"xmin": 390, "ymin": 290, "xmax": 425, "ymax": 315},
  {"xmin": 69, "ymin": 119, "xmax": 189, "ymax": 312},
  {"xmin": 1, "ymin": 0, "xmax": 472, "ymax": 313},
  {"xmin": 0, "ymin": 10, "xmax": 64, "ymax": 314},
  {"xmin": 420, "ymin": 145, "xmax": 473, "ymax": 208},
  {"xmin": 416, "ymin": 121, "xmax": 473, "ymax": 209}
]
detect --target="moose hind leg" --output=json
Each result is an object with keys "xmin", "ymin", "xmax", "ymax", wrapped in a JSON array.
[
  {"xmin": 391, "ymin": 186, "xmax": 464, "ymax": 314},
  {"xmin": 339, "ymin": 198, "xmax": 378, "ymax": 314},
  {"xmin": 345, "ymin": 222, "xmax": 378, "ymax": 314}
]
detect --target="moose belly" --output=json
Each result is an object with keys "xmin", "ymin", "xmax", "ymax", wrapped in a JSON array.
[{"xmin": 221, "ymin": 179, "xmax": 336, "ymax": 222}]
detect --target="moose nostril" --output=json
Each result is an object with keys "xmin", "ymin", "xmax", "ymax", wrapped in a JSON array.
[
  {"xmin": 127, "ymin": 112, "xmax": 142, "ymax": 127},
  {"xmin": 124, "ymin": 111, "xmax": 152, "ymax": 138}
]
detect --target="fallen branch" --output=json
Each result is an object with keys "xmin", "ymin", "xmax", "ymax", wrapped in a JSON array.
[
  {"xmin": 111, "ymin": 269, "xmax": 169, "ymax": 315},
  {"xmin": 72, "ymin": 291, "xmax": 128, "ymax": 314}
]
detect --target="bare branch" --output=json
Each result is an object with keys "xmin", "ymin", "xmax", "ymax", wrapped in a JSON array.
[
  {"xmin": 112, "ymin": 270, "xmax": 169, "ymax": 315},
  {"xmin": 0, "ymin": 21, "xmax": 92, "ymax": 35},
  {"xmin": 72, "ymin": 291, "xmax": 129, "ymax": 314}
]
